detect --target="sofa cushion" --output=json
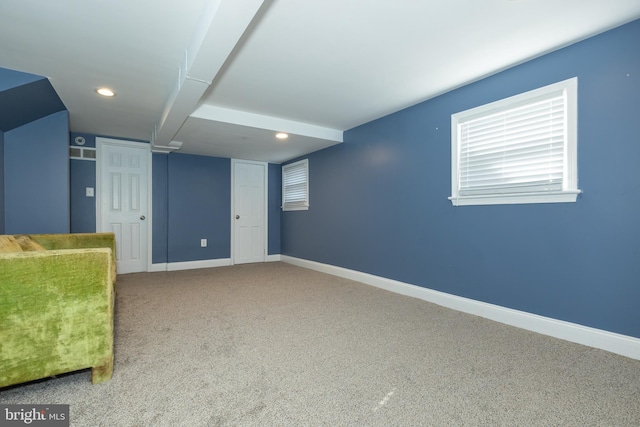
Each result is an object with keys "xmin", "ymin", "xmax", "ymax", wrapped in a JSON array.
[
  {"xmin": 15, "ymin": 236, "xmax": 46, "ymax": 251},
  {"xmin": 0, "ymin": 236, "xmax": 23, "ymax": 253}
]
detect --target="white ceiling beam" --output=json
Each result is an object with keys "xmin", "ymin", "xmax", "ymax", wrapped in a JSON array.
[
  {"xmin": 152, "ymin": 0, "xmax": 267, "ymax": 148},
  {"xmin": 191, "ymin": 105, "xmax": 344, "ymax": 142}
]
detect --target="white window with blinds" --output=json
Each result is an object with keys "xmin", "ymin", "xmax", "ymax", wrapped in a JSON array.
[
  {"xmin": 282, "ymin": 159, "xmax": 309, "ymax": 211},
  {"xmin": 449, "ymin": 77, "xmax": 580, "ymax": 206}
]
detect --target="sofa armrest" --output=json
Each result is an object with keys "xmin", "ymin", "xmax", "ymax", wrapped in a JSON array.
[
  {"xmin": 0, "ymin": 248, "xmax": 114, "ymax": 387},
  {"xmin": 21, "ymin": 233, "xmax": 117, "ymax": 282}
]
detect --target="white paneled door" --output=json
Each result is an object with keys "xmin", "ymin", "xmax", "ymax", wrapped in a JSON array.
[
  {"xmin": 233, "ymin": 160, "xmax": 267, "ymax": 264},
  {"xmin": 97, "ymin": 138, "xmax": 149, "ymax": 274}
]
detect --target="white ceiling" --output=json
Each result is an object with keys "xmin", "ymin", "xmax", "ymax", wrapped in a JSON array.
[{"xmin": 1, "ymin": 0, "xmax": 639, "ymax": 163}]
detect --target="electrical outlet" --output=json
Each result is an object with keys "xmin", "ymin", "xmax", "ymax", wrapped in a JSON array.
[{"xmin": 200, "ymin": 239, "xmax": 207, "ymax": 248}]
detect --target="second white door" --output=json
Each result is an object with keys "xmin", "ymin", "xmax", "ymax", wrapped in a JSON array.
[{"xmin": 233, "ymin": 160, "xmax": 267, "ymax": 264}]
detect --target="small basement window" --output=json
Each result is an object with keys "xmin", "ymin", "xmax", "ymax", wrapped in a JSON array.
[
  {"xmin": 282, "ymin": 159, "xmax": 309, "ymax": 211},
  {"xmin": 449, "ymin": 77, "xmax": 580, "ymax": 206}
]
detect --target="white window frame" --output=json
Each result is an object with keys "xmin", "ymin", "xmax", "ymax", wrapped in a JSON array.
[
  {"xmin": 449, "ymin": 77, "xmax": 581, "ymax": 206},
  {"xmin": 282, "ymin": 159, "xmax": 309, "ymax": 211}
]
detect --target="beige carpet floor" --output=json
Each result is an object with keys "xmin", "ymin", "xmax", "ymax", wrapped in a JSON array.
[{"xmin": 1, "ymin": 262, "xmax": 639, "ymax": 426}]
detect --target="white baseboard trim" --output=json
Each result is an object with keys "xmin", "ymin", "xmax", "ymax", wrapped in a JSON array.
[
  {"xmin": 281, "ymin": 255, "xmax": 640, "ymax": 361},
  {"xmin": 148, "ymin": 263, "xmax": 168, "ymax": 272},
  {"xmin": 150, "ymin": 258, "xmax": 232, "ymax": 272},
  {"xmin": 151, "ymin": 256, "xmax": 280, "ymax": 272},
  {"xmin": 167, "ymin": 258, "xmax": 232, "ymax": 271}
]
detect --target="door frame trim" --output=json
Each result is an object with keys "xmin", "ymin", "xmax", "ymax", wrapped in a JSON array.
[
  {"xmin": 230, "ymin": 159, "xmax": 268, "ymax": 265},
  {"xmin": 96, "ymin": 137, "xmax": 153, "ymax": 272}
]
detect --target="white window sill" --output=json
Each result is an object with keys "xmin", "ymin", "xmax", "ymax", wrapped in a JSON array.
[
  {"xmin": 282, "ymin": 206, "xmax": 309, "ymax": 211},
  {"xmin": 449, "ymin": 190, "xmax": 582, "ymax": 206}
]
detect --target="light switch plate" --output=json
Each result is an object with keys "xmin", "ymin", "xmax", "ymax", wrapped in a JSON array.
[{"xmin": 86, "ymin": 187, "xmax": 95, "ymax": 197}]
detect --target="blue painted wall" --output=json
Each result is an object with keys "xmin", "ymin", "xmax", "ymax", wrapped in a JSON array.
[
  {"xmin": 0, "ymin": 79, "xmax": 66, "ymax": 132},
  {"xmin": 268, "ymin": 163, "xmax": 281, "ymax": 255},
  {"xmin": 0, "ymin": 67, "xmax": 42, "ymax": 92},
  {"xmin": 152, "ymin": 153, "xmax": 169, "ymax": 263},
  {"xmin": 0, "ymin": 68, "xmax": 66, "ymax": 133},
  {"xmin": 166, "ymin": 153, "xmax": 231, "ymax": 262},
  {"xmin": 69, "ymin": 133, "xmax": 97, "ymax": 233},
  {"xmin": 70, "ymin": 160, "xmax": 96, "ymax": 233},
  {"xmin": 281, "ymin": 19, "xmax": 640, "ymax": 338},
  {"xmin": 153, "ymin": 155, "xmax": 281, "ymax": 263},
  {"xmin": 1, "ymin": 68, "xmax": 68, "ymax": 234},
  {"xmin": 4, "ymin": 110, "xmax": 70, "ymax": 234}
]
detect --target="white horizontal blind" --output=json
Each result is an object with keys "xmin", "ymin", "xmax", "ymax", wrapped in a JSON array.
[
  {"xmin": 458, "ymin": 92, "xmax": 566, "ymax": 196},
  {"xmin": 282, "ymin": 159, "xmax": 309, "ymax": 210}
]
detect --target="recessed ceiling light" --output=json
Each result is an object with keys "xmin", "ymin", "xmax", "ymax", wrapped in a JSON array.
[
  {"xmin": 275, "ymin": 132, "xmax": 288, "ymax": 140},
  {"xmin": 96, "ymin": 87, "xmax": 116, "ymax": 97}
]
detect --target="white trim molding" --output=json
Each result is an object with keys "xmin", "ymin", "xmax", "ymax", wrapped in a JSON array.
[
  {"xmin": 281, "ymin": 255, "xmax": 640, "ymax": 361},
  {"xmin": 149, "ymin": 263, "xmax": 168, "ymax": 273},
  {"xmin": 146, "ymin": 148, "xmax": 154, "ymax": 273},
  {"xmin": 150, "ymin": 258, "xmax": 232, "ymax": 272},
  {"xmin": 151, "ymin": 255, "xmax": 279, "ymax": 272}
]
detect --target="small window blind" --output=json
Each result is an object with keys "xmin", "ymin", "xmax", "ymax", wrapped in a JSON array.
[
  {"xmin": 282, "ymin": 159, "xmax": 309, "ymax": 211},
  {"xmin": 457, "ymin": 91, "xmax": 566, "ymax": 196}
]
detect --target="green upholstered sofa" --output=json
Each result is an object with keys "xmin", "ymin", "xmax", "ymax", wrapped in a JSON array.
[{"xmin": 0, "ymin": 233, "xmax": 116, "ymax": 388}]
